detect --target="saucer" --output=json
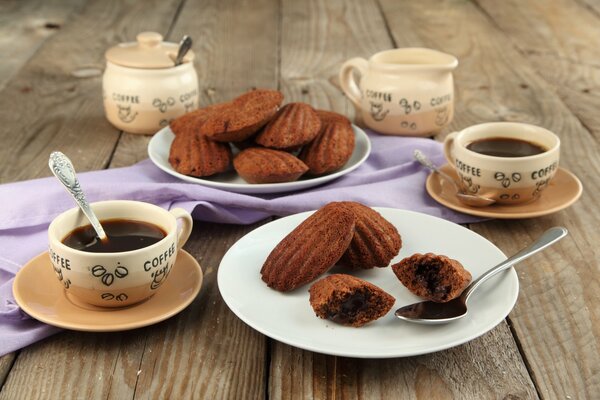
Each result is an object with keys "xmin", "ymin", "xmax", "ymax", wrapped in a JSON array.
[
  {"xmin": 13, "ymin": 250, "xmax": 203, "ymax": 332},
  {"xmin": 426, "ymin": 164, "xmax": 583, "ymax": 219}
]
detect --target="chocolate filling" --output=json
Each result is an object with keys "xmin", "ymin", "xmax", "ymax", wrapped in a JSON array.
[
  {"xmin": 329, "ymin": 291, "xmax": 369, "ymax": 324},
  {"xmin": 413, "ymin": 260, "xmax": 451, "ymax": 301}
]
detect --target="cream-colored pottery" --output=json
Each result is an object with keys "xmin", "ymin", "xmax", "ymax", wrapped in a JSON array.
[
  {"xmin": 48, "ymin": 200, "xmax": 193, "ymax": 307},
  {"xmin": 103, "ymin": 32, "xmax": 199, "ymax": 134},
  {"xmin": 339, "ymin": 48, "xmax": 458, "ymax": 136},
  {"xmin": 444, "ymin": 122, "xmax": 560, "ymax": 205}
]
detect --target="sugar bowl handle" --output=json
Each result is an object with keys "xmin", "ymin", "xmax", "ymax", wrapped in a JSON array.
[{"xmin": 339, "ymin": 57, "xmax": 368, "ymax": 108}]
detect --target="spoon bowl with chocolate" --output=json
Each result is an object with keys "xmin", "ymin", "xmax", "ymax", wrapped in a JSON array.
[{"xmin": 395, "ymin": 226, "xmax": 567, "ymax": 324}]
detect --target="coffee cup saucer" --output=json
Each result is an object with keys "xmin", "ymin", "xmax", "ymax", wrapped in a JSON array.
[
  {"xmin": 13, "ymin": 250, "xmax": 203, "ymax": 332},
  {"xmin": 426, "ymin": 164, "xmax": 583, "ymax": 219}
]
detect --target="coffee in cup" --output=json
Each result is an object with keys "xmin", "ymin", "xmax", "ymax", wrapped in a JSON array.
[
  {"xmin": 48, "ymin": 200, "xmax": 193, "ymax": 307},
  {"xmin": 443, "ymin": 122, "xmax": 560, "ymax": 204}
]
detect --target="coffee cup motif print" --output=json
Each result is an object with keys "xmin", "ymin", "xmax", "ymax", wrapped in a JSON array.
[
  {"xmin": 339, "ymin": 48, "xmax": 458, "ymax": 136},
  {"xmin": 444, "ymin": 122, "xmax": 561, "ymax": 205}
]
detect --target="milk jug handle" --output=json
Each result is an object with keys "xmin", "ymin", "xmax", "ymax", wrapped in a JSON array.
[
  {"xmin": 443, "ymin": 131, "xmax": 459, "ymax": 165},
  {"xmin": 339, "ymin": 58, "xmax": 368, "ymax": 108}
]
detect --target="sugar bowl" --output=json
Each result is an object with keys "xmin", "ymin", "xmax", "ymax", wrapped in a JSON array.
[{"xmin": 103, "ymin": 32, "xmax": 199, "ymax": 134}]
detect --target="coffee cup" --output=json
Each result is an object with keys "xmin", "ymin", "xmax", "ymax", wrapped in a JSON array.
[
  {"xmin": 48, "ymin": 200, "xmax": 193, "ymax": 307},
  {"xmin": 339, "ymin": 48, "xmax": 458, "ymax": 136},
  {"xmin": 443, "ymin": 122, "xmax": 560, "ymax": 204}
]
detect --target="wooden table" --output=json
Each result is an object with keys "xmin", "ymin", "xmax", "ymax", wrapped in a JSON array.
[{"xmin": 0, "ymin": 0, "xmax": 598, "ymax": 398}]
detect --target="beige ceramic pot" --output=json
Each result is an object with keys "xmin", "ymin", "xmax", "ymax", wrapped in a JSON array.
[
  {"xmin": 339, "ymin": 48, "xmax": 458, "ymax": 136},
  {"xmin": 103, "ymin": 32, "xmax": 199, "ymax": 134}
]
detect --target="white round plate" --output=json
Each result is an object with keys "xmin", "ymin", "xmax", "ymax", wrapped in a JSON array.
[
  {"xmin": 218, "ymin": 208, "xmax": 519, "ymax": 358},
  {"xmin": 147, "ymin": 125, "xmax": 371, "ymax": 194}
]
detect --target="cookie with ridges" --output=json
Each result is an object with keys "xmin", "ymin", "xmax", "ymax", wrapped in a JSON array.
[
  {"xmin": 168, "ymin": 131, "xmax": 232, "ymax": 177},
  {"xmin": 234, "ymin": 147, "xmax": 308, "ymax": 184},
  {"xmin": 255, "ymin": 103, "xmax": 321, "ymax": 149},
  {"xmin": 298, "ymin": 121, "xmax": 355, "ymax": 175},
  {"xmin": 169, "ymin": 103, "xmax": 230, "ymax": 136},
  {"xmin": 260, "ymin": 203, "xmax": 356, "ymax": 291},
  {"xmin": 200, "ymin": 89, "xmax": 284, "ymax": 142},
  {"xmin": 391, "ymin": 253, "xmax": 472, "ymax": 303},
  {"xmin": 309, "ymin": 274, "xmax": 395, "ymax": 327},
  {"xmin": 338, "ymin": 202, "xmax": 402, "ymax": 269}
]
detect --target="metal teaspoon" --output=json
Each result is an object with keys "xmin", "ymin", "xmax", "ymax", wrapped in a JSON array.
[
  {"xmin": 49, "ymin": 151, "xmax": 108, "ymax": 242},
  {"xmin": 414, "ymin": 149, "xmax": 496, "ymax": 207},
  {"xmin": 174, "ymin": 35, "xmax": 193, "ymax": 66},
  {"xmin": 394, "ymin": 226, "xmax": 568, "ymax": 324}
]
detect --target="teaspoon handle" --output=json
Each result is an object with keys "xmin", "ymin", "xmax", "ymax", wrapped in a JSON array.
[
  {"xmin": 174, "ymin": 35, "xmax": 193, "ymax": 66},
  {"xmin": 413, "ymin": 149, "xmax": 461, "ymax": 192},
  {"xmin": 49, "ymin": 152, "xmax": 107, "ymax": 240},
  {"xmin": 463, "ymin": 227, "xmax": 568, "ymax": 302}
]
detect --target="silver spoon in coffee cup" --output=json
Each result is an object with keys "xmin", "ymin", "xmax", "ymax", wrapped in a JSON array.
[
  {"xmin": 414, "ymin": 149, "xmax": 495, "ymax": 207},
  {"xmin": 49, "ymin": 151, "xmax": 108, "ymax": 242},
  {"xmin": 394, "ymin": 226, "xmax": 568, "ymax": 325}
]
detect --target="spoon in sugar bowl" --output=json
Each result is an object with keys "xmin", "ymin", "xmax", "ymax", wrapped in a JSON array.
[
  {"xmin": 395, "ymin": 226, "xmax": 568, "ymax": 324},
  {"xmin": 49, "ymin": 151, "xmax": 108, "ymax": 242},
  {"xmin": 414, "ymin": 150, "xmax": 495, "ymax": 207}
]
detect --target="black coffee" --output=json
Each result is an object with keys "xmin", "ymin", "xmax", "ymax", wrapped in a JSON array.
[
  {"xmin": 466, "ymin": 137, "xmax": 546, "ymax": 157},
  {"xmin": 62, "ymin": 219, "xmax": 166, "ymax": 253}
]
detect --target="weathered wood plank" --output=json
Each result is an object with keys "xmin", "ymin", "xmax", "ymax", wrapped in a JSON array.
[
  {"xmin": 269, "ymin": 324, "xmax": 537, "ymax": 399},
  {"xmin": 270, "ymin": 0, "xmax": 538, "ymax": 399},
  {"xmin": 0, "ymin": 0, "xmax": 181, "ymax": 184},
  {"xmin": 475, "ymin": 0, "xmax": 600, "ymax": 142},
  {"xmin": 0, "ymin": 353, "xmax": 15, "ymax": 388},
  {"xmin": 0, "ymin": 0, "xmax": 85, "ymax": 91},
  {"xmin": 108, "ymin": 0, "xmax": 280, "ymax": 398},
  {"xmin": 379, "ymin": 0, "xmax": 600, "ymax": 398}
]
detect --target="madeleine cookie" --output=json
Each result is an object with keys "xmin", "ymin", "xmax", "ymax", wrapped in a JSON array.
[
  {"xmin": 255, "ymin": 102, "xmax": 321, "ymax": 149},
  {"xmin": 200, "ymin": 89, "xmax": 284, "ymax": 142},
  {"xmin": 233, "ymin": 148, "xmax": 308, "ymax": 184},
  {"xmin": 299, "ymin": 121, "xmax": 355, "ymax": 175},
  {"xmin": 338, "ymin": 202, "xmax": 402, "ymax": 269},
  {"xmin": 260, "ymin": 203, "xmax": 356, "ymax": 291},
  {"xmin": 168, "ymin": 131, "xmax": 232, "ymax": 177},
  {"xmin": 391, "ymin": 253, "xmax": 472, "ymax": 303},
  {"xmin": 309, "ymin": 274, "xmax": 395, "ymax": 327}
]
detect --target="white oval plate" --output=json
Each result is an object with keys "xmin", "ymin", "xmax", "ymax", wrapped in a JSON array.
[
  {"xmin": 218, "ymin": 208, "xmax": 519, "ymax": 358},
  {"xmin": 147, "ymin": 125, "xmax": 371, "ymax": 194}
]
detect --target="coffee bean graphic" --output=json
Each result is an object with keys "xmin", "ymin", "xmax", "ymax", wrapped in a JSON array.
[
  {"xmin": 115, "ymin": 266, "xmax": 128, "ymax": 278},
  {"xmin": 92, "ymin": 265, "xmax": 106, "ymax": 277},
  {"xmin": 101, "ymin": 273, "xmax": 114, "ymax": 286}
]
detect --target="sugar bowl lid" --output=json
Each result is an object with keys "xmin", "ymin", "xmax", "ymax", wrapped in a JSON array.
[{"xmin": 105, "ymin": 32, "xmax": 195, "ymax": 69}]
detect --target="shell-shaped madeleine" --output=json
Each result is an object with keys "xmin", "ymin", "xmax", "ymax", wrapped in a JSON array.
[
  {"xmin": 298, "ymin": 122, "xmax": 355, "ymax": 175},
  {"xmin": 255, "ymin": 103, "xmax": 321, "ymax": 149},
  {"xmin": 338, "ymin": 202, "xmax": 402, "ymax": 269},
  {"xmin": 200, "ymin": 89, "xmax": 284, "ymax": 142},
  {"xmin": 168, "ymin": 131, "xmax": 232, "ymax": 177},
  {"xmin": 260, "ymin": 203, "xmax": 356, "ymax": 292},
  {"xmin": 233, "ymin": 147, "xmax": 308, "ymax": 184}
]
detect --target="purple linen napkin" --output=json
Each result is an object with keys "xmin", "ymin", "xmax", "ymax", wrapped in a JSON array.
[{"xmin": 0, "ymin": 132, "xmax": 480, "ymax": 356}]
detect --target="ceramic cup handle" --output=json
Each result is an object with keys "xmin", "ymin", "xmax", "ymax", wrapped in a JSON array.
[
  {"xmin": 169, "ymin": 208, "xmax": 193, "ymax": 250},
  {"xmin": 443, "ymin": 131, "xmax": 459, "ymax": 166},
  {"xmin": 339, "ymin": 57, "xmax": 368, "ymax": 108}
]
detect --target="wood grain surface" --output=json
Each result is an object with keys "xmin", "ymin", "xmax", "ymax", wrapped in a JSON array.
[
  {"xmin": 380, "ymin": 0, "xmax": 599, "ymax": 398},
  {"xmin": 0, "ymin": 0, "xmax": 84, "ymax": 91},
  {"xmin": 0, "ymin": 0, "xmax": 598, "ymax": 399}
]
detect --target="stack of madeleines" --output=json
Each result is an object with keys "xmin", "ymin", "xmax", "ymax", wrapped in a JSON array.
[
  {"xmin": 168, "ymin": 89, "xmax": 356, "ymax": 184},
  {"xmin": 260, "ymin": 201, "xmax": 473, "ymax": 327}
]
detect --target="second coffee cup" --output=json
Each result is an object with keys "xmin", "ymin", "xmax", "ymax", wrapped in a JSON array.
[{"xmin": 444, "ymin": 122, "xmax": 560, "ymax": 205}]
